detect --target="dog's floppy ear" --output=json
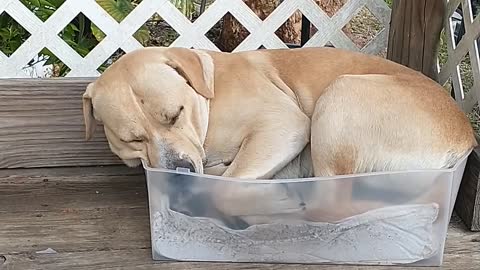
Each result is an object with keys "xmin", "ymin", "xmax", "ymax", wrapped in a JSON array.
[
  {"xmin": 165, "ymin": 48, "xmax": 214, "ymax": 99},
  {"xmin": 82, "ymin": 82, "xmax": 96, "ymax": 141}
]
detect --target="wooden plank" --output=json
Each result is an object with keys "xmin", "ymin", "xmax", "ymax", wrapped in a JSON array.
[
  {"xmin": 0, "ymin": 166, "xmax": 148, "ymax": 254},
  {"xmin": 455, "ymin": 141, "xmax": 480, "ymax": 231},
  {"xmin": 0, "ymin": 78, "xmax": 122, "ymax": 169},
  {"xmin": 0, "ymin": 166, "xmax": 479, "ymax": 269},
  {"xmin": 386, "ymin": 0, "xmax": 446, "ymax": 81}
]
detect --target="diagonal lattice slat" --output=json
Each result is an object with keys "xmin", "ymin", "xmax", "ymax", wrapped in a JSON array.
[
  {"xmin": 0, "ymin": 0, "xmax": 390, "ymax": 78},
  {"xmin": 0, "ymin": 0, "xmax": 391, "ymax": 78},
  {"xmin": 438, "ymin": 0, "xmax": 480, "ymax": 113}
]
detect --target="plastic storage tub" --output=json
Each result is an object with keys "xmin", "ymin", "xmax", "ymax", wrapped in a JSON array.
[{"xmin": 142, "ymin": 150, "xmax": 470, "ymax": 266}]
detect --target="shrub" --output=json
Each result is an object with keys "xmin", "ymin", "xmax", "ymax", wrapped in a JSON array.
[{"xmin": 0, "ymin": 0, "xmax": 196, "ymax": 76}]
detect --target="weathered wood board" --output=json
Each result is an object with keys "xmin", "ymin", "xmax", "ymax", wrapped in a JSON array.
[
  {"xmin": 0, "ymin": 78, "xmax": 121, "ymax": 168},
  {"xmin": 387, "ymin": 0, "xmax": 445, "ymax": 81},
  {"xmin": 1, "ymin": 77, "xmax": 480, "ymax": 231},
  {"xmin": 0, "ymin": 166, "xmax": 479, "ymax": 269}
]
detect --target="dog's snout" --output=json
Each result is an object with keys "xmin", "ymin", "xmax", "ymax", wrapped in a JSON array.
[{"xmin": 172, "ymin": 159, "xmax": 196, "ymax": 173}]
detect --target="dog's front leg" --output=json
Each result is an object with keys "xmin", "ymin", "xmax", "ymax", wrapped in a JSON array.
[{"xmin": 211, "ymin": 109, "xmax": 311, "ymax": 225}]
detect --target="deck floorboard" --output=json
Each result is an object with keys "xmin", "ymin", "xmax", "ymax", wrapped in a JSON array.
[{"xmin": 1, "ymin": 166, "xmax": 478, "ymax": 269}]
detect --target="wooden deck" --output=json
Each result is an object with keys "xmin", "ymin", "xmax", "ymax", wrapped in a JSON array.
[{"xmin": 0, "ymin": 165, "xmax": 479, "ymax": 270}]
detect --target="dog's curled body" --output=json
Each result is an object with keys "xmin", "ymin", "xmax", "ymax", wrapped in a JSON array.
[{"xmin": 83, "ymin": 47, "xmax": 476, "ymax": 224}]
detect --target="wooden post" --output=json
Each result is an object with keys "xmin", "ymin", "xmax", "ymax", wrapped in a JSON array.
[{"xmin": 386, "ymin": 0, "xmax": 445, "ymax": 81}]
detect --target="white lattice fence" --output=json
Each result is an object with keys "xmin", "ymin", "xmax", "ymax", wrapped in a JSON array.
[
  {"xmin": 0, "ymin": 0, "xmax": 391, "ymax": 78},
  {"xmin": 438, "ymin": 0, "xmax": 480, "ymax": 113}
]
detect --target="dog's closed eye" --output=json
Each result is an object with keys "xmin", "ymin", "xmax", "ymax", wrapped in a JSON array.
[
  {"xmin": 120, "ymin": 138, "xmax": 143, "ymax": 144},
  {"xmin": 166, "ymin": 105, "xmax": 184, "ymax": 125}
]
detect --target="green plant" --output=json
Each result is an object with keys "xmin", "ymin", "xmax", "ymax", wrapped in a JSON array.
[
  {"xmin": 92, "ymin": 0, "xmax": 196, "ymax": 44},
  {"xmin": 2, "ymin": 0, "xmax": 197, "ymax": 76},
  {"xmin": 93, "ymin": 0, "xmax": 150, "ymax": 44},
  {"xmin": 0, "ymin": 13, "xmax": 30, "ymax": 56},
  {"xmin": 384, "ymin": 0, "xmax": 393, "ymax": 8},
  {"xmin": 52, "ymin": 13, "xmax": 101, "ymax": 76},
  {"xmin": 1, "ymin": 0, "xmax": 101, "ymax": 76},
  {"xmin": 20, "ymin": 0, "xmax": 65, "ymax": 21},
  {"xmin": 172, "ymin": 0, "xmax": 195, "ymax": 20}
]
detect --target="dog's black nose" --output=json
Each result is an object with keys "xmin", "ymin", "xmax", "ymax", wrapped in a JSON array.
[{"xmin": 171, "ymin": 159, "xmax": 196, "ymax": 173}]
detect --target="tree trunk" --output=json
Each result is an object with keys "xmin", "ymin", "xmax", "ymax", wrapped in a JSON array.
[
  {"xmin": 217, "ymin": 0, "xmax": 279, "ymax": 52},
  {"xmin": 217, "ymin": 0, "xmax": 346, "ymax": 52}
]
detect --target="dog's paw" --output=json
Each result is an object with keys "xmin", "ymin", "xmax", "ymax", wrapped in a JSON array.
[{"xmin": 122, "ymin": 158, "xmax": 142, "ymax": 167}]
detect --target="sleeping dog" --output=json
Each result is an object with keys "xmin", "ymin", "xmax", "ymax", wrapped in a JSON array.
[{"xmin": 82, "ymin": 47, "xmax": 476, "ymax": 224}]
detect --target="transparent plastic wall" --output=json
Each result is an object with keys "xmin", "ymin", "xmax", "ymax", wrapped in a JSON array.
[{"xmin": 143, "ymin": 151, "xmax": 469, "ymax": 266}]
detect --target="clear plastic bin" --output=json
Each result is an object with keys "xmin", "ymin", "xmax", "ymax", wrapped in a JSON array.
[{"xmin": 143, "ymin": 150, "xmax": 470, "ymax": 266}]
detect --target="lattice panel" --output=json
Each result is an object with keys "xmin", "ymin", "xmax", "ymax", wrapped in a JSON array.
[
  {"xmin": 438, "ymin": 0, "xmax": 480, "ymax": 113},
  {"xmin": 0, "ymin": 0, "xmax": 391, "ymax": 78}
]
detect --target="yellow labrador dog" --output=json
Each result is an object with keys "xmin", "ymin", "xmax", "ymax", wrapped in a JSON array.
[{"xmin": 82, "ymin": 47, "xmax": 476, "ymax": 224}]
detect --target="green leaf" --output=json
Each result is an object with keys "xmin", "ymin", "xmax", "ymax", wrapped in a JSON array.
[
  {"xmin": 97, "ymin": 64, "xmax": 108, "ymax": 73},
  {"xmin": 171, "ymin": 0, "xmax": 195, "ymax": 19},
  {"xmin": 96, "ymin": 0, "xmax": 134, "ymax": 22},
  {"xmin": 133, "ymin": 26, "xmax": 150, "ymax": 45},
  {"xmin": 36, "ymin": 8, "xmax": 55, "ymax": 21},
  {"xmin": 64, "ymin": 39, "xmax": 76, "ymax": 48},
  {"xmin": 38, "ymin": 0, "xmax": 55, "ymax": 6},
  {"xmin": 0, "ymin": 28, "xmax": 10, "ymax": 39},
  {"xmin": 38, "ymin": 0, "xmax": 57, "ymax": 9},
  {"xmin": 9, "ymin": 39, "xmax": 22, "ymax": 50},
  {"xmin": 40, "ymin": 49, "xmax": 60, "ymax": 66},
  {"xmin": 58, "ymin": 64, "xmax": 70, "ymax": 76},
  {"xmin": 30, "ymin": 0, "xmax": 41, "ymax": 7},
  {"xmin": 44, "ymin": 57, "xmax": 57, "ymax": 66},
  {"xmin": 39, "ymin": 48, "xmax": 53, "ymax": 59},
  {"xmin": 49, "ymin": 0, "xmax": 65, "ymax": 8},
  {"xmin": 76, "ymin": 47, "xmax": 90, "ymax": 57},
  {"xmin": 67, "ymin": 23, "xmax": 80, "ymax": 33},
  {"xmin": 91, "ymin": 24, "xmax": 106, "ymax": 42},
  {"xmin": 19, "ymin": 0, "xmax": 28, "ymax": 6},
  {"xmin": 9, "ymin": 27, "xmax": 20, "ymax": 37},
  {"xmin": 73, "ymin": 36, "xmax": 97, "ymax": 57}
]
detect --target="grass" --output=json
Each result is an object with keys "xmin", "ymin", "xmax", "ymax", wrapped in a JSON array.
[{"xmin": 343, "ymin": 7, "xmax": 383, "ymax": 49}]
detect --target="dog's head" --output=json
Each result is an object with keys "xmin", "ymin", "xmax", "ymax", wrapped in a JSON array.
[{"xmin": 82, "ymin": 47, "xmax": 214, "ymax": 173}]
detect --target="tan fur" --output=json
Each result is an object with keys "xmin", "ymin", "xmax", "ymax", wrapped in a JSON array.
[
  {"xmin": 82, "ymin": 83, "xmax": 96, "ymax": 140},
  {"xmin": 305, "ymin": 73, "xmax": 476, "ymax": 220},
  {"xmin": 82, "ymin": 46, "xmax": 476, "ymax": 224}
]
